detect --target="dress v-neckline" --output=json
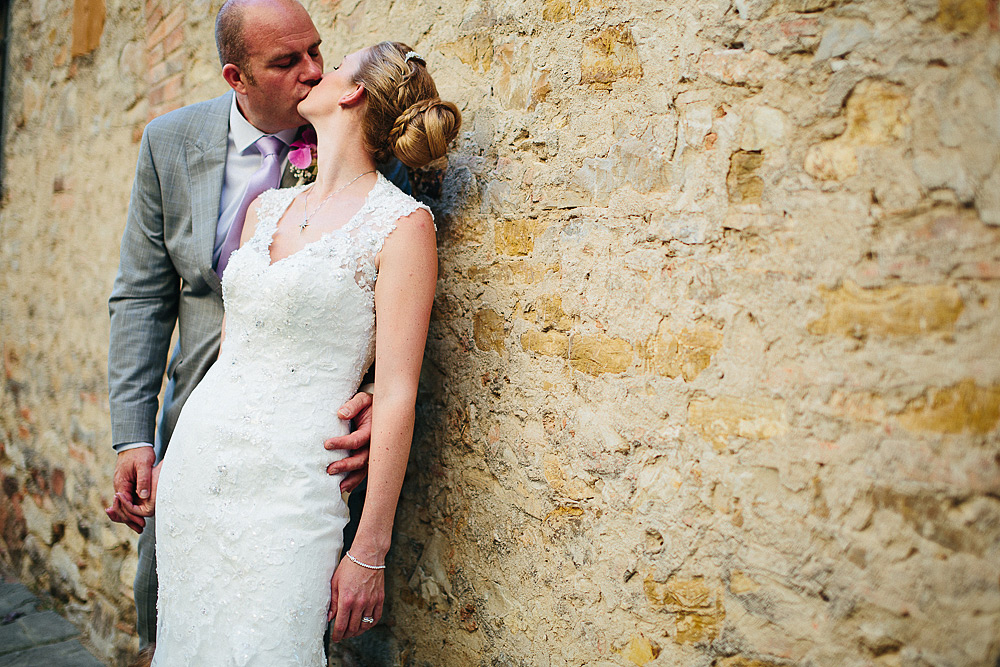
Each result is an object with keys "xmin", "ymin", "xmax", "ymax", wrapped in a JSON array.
[{"xmin": 263, "ymin": 175, "xmax": 383, "ymax": 268}]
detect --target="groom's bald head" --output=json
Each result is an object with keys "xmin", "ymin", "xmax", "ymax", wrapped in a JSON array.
[{"xmin": 216, "ymin": 0, "xmax": 310, "ymax": 83}]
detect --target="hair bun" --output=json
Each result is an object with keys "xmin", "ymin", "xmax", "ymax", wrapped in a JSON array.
[{"xmin": 388, "ymin": 98, "xmax": 462, "ymax": 170}]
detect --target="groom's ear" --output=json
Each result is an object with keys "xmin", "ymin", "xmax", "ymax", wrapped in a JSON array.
[
  {"xmin": 222, "ymin": 63, "xmax": 249, "ymax": 94},
  {"xmin": 339, "ymin": 84, "xmax": 365, "ymax": 108}
]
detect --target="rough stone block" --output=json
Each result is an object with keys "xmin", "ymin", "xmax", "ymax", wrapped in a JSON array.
[
  {"xmin": 495, "ymin": 219, "xmax": 537, "ymax": 256},
  {"xmin": 521, "ymin": 330, "xmax": 570, "ymax": 357},
  {"xmin": 716, "ymin": 658, "xmax": 788, "ymax": 667},
  {"xmin": 644, "ymin": 575, "xmax": 714, "ymax": 610},
  {"xmin": 814, "ymin": 19, "xmax": 873, "ymax": 61},
  {"xmin": 805, "ymin": 80, "xmax": 909, "ymax": 181},
  {"xmin": 623, "ymin": 634, "xmax": 660, "ymax": 665},
  {"xmin": 675, "ymin": 609, "xmax": 724, "ymax": 644},
  {"xmin": 808, "ymin": 280, "xmax": 963, "ymax": 337},
  {"xmin": 688, "ymin": 396, "xmax": 789, "ymax": 449},
  {"xmin": 728, "ymin": 151, "xmax": 765, "ymax": 204},
  {"xmin": 741, "ymin": 107, "xmax": 787, "ymax": 151},
  {"xmin": 71, "ymin": 0, "xmax": 105, "ymax": 57},
  {"xmin": 897, "ymin": 379, "xmax": 1000, "ymax": 434},
  {"xmin": 473, "ymin": 309, "xmax": 506, "ymax": 354},
  {"xmin": 699, "ymin": 49, "xmax": 784, "ymax": 87},
  {"xmin": 938, "ymin": 0, "xmax": 992, "ymax": 33},
  {"xmin": 569, "ymin": 335, "xmax": 633, "ymax": 375},
  {"xmin": 438, "ymin": 33, "xmax": 493, "ymax": 72},
  {"xmin": 643, "ymin": 320, "xmax": 723, "ymax": 381},
  {"xmin": 581, "ymin": 25, "xmax": 643, "ymax": 84},
  {"xmin": 734, "ymin": 0, "xmax": 836, "ymax": 20},
  {"xmin": 522, "ymin": 294, "xmax": 572, "ymax": 331}
]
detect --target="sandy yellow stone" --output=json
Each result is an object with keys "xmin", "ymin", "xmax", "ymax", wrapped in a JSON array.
[
  {"xmin": 521, "ymin": 330, "xmax": 570, "ymax": 357},
  {"xmin": 72, "ymin": 0, "xmax": 106, "ymax": 57},
  {"xmin": 581, "ymin": 25, "xmax": 642, "ymax": 84},
  {"xmin": 522, "ymin": 294, "xmax": 572, "ymax": 332},
  {"xmin": 804, "ymin": 80, "xmax": 908, "ymax": 181},
  {"xmin": 808, "ymin": 280, "xmax": 963, "ymax": 337},
  {"xmin": 496, "ymin": 219, "xmax": 537, "ymax": 256},
  {"xmin": 438, "ymin": 33, "xmax": 494, "ymax": 72},
  {"xmin": 644, "ymin": 575, "xmax": 714, "ymax": 610},
  {"xmin": 644, "ymin": 320, "xmax": 724, "ymax": 381},
  {"xmin": 675, "ymin": 609, "xmax": 724, "ymax": 644},
  {"xmin": 897, "ymin": 379, "xmax": 1000, "ymax": 434},
  {"xmin": 938, "ymin": 0, "xmax": 991, "ymax": 33},
  {"xmin": 467, "ymin": 262, "xmax": 558, "ymax": 285},
  {"xmin": 570, "ymin": 335, "xmax": 633, "ymax": 375},
  {"xmin": 728, "ymin": 151, "xmax": 765, "ymax": 204},
  {"xmin": 729, "ymin": 570, "xmax": 761, "ymax": 594},
  {"xmin": 688, "ymin": 396, "xmax": 789, "ymax": 450},
  {"xmin": 473, "ymin": 309, "xmax": 506, "ymax": 353},
  {"xmin": 716, "ymin": 658, "xmax": 788, "ymax": 667},
  {"xmin": 623, "ymin": 635, "xmax": 660, "ymax": 665}
]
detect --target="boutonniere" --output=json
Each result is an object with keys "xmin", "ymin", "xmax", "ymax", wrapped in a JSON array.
[{"xmin": 289, "ymin": 127, "xmax": 318, "ymax": 185}]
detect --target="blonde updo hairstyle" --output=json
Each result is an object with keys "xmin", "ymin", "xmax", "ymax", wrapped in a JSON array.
[{"xmin": 354, "ymin": 41, "xmax": 462, "ymax": 170}]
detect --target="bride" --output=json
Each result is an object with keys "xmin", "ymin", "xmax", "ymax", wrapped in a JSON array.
[{"xmin": 113, "ymin": 42, "xmax": 460, "ymax": 664}]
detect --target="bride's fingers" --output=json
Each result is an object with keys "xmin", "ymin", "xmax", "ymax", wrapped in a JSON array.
[
  {"xmin": 331, "ymin": 595, "xmax": 352, "ymax": 642},
  {"xmin": 346, "ymin": 602, "xmax": 364, "ymax": 638}
]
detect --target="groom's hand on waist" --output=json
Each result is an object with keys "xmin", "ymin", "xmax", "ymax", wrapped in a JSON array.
[{"xmin": 325, "ymin": 390, "xmax": 373, "ymax": 494}]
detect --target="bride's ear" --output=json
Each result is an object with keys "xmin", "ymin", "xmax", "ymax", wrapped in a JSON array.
[{"xmin": 339, "ymin": 84, "xmax": 365, "ymax": 108}]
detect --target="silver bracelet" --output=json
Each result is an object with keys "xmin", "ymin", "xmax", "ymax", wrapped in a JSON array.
[{"xmin": 346, "ymin": 551, "xmax": 386, "ymax": 570}]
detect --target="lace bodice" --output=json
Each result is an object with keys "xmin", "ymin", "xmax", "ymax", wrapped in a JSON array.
[{"xmin": 220, "ymin": 174, "xmax": 431, "ymax": 407}]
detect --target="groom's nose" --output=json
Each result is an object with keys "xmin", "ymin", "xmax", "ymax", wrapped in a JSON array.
[{"xmin": 300, "ymin": 54, "xmax": 323, "ymax": 83}]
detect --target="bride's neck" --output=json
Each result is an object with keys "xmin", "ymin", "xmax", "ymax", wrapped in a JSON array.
[{"xmin": 310, "ymin": 119, "xmax": 376, "ymax": 196}]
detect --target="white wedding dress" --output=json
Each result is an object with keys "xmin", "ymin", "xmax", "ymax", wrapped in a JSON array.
[{"xmin": 151, "ymin": 175, "xmax": 429, "ymax": 666}]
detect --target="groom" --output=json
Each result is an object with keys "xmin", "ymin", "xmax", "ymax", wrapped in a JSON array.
[{"xmin": 106, "ymin": 0, "xmax": 401, "ymax": 647}]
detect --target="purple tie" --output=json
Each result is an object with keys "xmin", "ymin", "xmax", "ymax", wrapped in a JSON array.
[{"xmin": 217, "ymin": 135, "xmax": 286, "ymax": 277}]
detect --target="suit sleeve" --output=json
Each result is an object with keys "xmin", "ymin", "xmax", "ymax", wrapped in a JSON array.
[{"xmin": 108, "ymin": 126, "xmax": 181, "ymax": 448}]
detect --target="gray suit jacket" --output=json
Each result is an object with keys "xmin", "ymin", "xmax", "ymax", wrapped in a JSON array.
[{"xmin": 108, "ymin": 92, "xmax": 407, "ymax": 452}]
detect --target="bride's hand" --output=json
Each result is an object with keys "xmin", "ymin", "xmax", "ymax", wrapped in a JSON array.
[
  {"xmin": 115, "ymin": 463, "xmax": 161, "ymax": 519},
  {"xmin": 328, "ymin": 553, "xmax": 385, "ymax": 641}
]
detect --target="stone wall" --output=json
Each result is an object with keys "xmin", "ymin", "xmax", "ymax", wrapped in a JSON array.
[{"xmin": 1, "ymin": 0, "xmax": 999, "ymax": 665}]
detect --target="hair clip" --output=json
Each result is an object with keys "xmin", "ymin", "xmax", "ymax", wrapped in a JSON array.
[{"xmin": 404, "ymin": 51, "xmax": 424, "ymax": 63}]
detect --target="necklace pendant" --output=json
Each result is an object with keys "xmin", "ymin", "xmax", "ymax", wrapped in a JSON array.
[{"xmin": 299, "ymin": 220, "xmax": 309, "ymax": 231}]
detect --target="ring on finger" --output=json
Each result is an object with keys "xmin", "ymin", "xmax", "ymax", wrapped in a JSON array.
[{"xmin": 361, "ymin": 616, "xmax": 375, "ymax": 624}]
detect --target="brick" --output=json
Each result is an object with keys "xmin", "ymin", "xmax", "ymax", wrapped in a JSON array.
[
  {"xmin": 147, "ymin": 3, "xmax": 184, "ymax": 47},
  {"xmin": 163, "ymin": 23, "xmax": 185, "ymax": 55}
]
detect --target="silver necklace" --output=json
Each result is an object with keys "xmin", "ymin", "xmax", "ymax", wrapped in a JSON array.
[{"xmin": 300, "ymin": 170, "xmax": 375, "ymax": 231}]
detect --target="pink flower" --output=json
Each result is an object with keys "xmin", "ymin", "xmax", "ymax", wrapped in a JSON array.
[{"xmin": 288, "ymin": 127, "xmax": 317, "ymax": 169}]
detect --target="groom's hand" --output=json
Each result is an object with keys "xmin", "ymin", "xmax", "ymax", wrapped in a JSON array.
[
  {"xmin": 325, "ymin": 391, "xmax": 373, "ymax": 493},
  {"xmin": 107, "ymin": 447, "xmax": 155, "ymax": 533}
]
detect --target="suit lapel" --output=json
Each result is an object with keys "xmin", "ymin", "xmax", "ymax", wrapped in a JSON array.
[{"xmin": 185, "ymin": 95, "xmax": 231, "ymax": 295}]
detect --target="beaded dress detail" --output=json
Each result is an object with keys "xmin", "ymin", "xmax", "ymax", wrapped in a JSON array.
[{"xmin": 151, "ymin": 174, "xmax": 430, "ymax": 666}]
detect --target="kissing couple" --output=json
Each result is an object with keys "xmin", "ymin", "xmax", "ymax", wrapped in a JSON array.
[{"xmin": 105, "ymin": 0, "xmax": 461, "ymax": 664}]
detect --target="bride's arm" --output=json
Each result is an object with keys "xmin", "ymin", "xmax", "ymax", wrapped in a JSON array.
[{"xmin": 328, "ymin": 207, "xmax": 437, "ymax": 641}]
